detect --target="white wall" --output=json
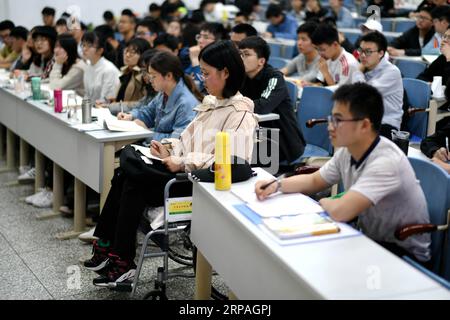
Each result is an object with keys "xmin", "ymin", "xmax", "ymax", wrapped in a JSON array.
[{"xmin": 0, "ymin": 0, "xmax": 167, "ymax": 29}]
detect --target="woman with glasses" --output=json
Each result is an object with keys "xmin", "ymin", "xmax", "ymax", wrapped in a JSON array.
[
  {"xmin": 117, "ymin": 50, "xmax": 201, "ymax": 140},
  {"xmin": 84, "ymin": 41, "xmax": 257, "ymax": 288},
  {"xmin": 49, "ymin": 33, "xmax": 86, "ymax": 96},
  {"xmin": 101, "ymin": 38, "xmax": 151, "ymax": 114},
  {"xmin": 26, "ymin": 26, "xmax": 57, "ymax": 80},
  {"xmin": 388, "ymin": 6, "xmax": 435, "ymax": 57},
  {"xmin": 81, "ymin": 31, "xmax": 120, "ymax": 104}
]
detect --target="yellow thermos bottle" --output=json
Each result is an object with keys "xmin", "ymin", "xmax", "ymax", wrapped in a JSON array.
[{"xmin": 214, "ymin": 132, "xmax": 231, "ymax": 190}]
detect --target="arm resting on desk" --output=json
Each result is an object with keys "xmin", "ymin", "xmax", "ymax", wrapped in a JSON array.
[{"xmin": 319, "ymin": 191, "xmax": 372, "ymax": 222}]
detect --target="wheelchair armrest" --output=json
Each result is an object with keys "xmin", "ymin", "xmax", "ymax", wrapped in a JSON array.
[
  {"xmin": 395, "ymin": 223, "xmax": 437, "ymax": 241},
  {"xmin": 306, "ymin": 118, "xmax": 328, "ymax": 128},
  {"xmin": 176, "ymin": 173, "xmax": 189, "ymax": 181}
]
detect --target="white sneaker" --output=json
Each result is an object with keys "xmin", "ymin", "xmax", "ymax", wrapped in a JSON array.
[
  {"xmin": 78, "ymin": 227, "xmax": 98, "ymax": 243},
  {"xmin": 18, "ymin": 167, "xmax": 36, "ymax": 184},
  {"xmin": 19, "ymin": 165, "xmax": 31, "ymax": 175},
  {"xmin": 59, "ymin": 205, "xmax": 74, "ymax": 216},
  {"xmin": 32, "ymin": 189, "xmax": 53, "ymax": 208},
  {"xmin": 25, "ymin": 188, "xmax": 46, "ymax": 205}
]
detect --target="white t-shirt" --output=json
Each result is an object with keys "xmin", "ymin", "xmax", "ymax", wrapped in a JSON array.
[
  {"xmin": 319, "ymin": 136, "xmax": 431, "ymax": 262},
  {"xmin": 317, "ymin": 48, "xmax": 364, "ymax": 90},
  {"xmin": 83, "ymin": 57, "xmax": 120, "ymax": 102}
]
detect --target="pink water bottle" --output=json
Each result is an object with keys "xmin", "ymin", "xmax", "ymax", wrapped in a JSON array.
[{"xmin": 54, "ymin": 89, "xmax": 63, "ymax": 113}]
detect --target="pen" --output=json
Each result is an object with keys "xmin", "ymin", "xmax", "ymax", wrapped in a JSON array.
[
  {"xmin": 120, "ymin": 100, "xmax": 123, "ymax": 114},
  {"xmin": 260, "ymin": 173, "xmax": 286, "ymax": 190},
  {"xmin": 161, "ymin": 141, "xmax": 172, "ymax": 145},
  {"xmin": 446, "ymin": 136, "xmax": 449, "ymax": 153},
  {"xmin": 330, "ymin": 191, "xmax": 346, "ymax": 199}
]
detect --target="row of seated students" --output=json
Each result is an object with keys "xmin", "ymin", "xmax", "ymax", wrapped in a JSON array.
[{"xmin": 0, "ymin": 5, "xmax": 442, "ymax": 289}]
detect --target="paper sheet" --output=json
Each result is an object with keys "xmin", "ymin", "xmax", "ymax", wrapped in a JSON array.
[{"xmin": 130, "ymin": 144, "xmax": 163, "ymax": 162}]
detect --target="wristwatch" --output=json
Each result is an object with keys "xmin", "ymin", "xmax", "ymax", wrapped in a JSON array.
[{"xmin": 276, "ymin": 179, "xmax": 282, "ymax": 192}]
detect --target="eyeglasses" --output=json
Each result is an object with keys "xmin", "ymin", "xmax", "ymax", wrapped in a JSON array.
[
  {"xmin": 124, "ymin": 48, "xmax": 138, "ymax": 56},
  {"xmin": 239, "ymin": 51, "xmax": 257, "ymax": 59},
  {"xmin": 327, "ymin": 115, "xmax": 364, "ymax": 128},
  {"xmin": 357, "ymin": 47, "xmax": 378, "ymax": 56},
  {"xmin": 147, "ymin": 73, "xmax": 158, "ymax": 81},
  {"xmin": 136, "ymin": 31, "xmax": 153, "ymax": 37},
  {"xmin": 198, "ymin": 72, "xmax": 209, "ymax": 81},
  {"xmin": 442, "ymin": 34, "xmax": 450, "ymax": 41},
  {"xmin": 81, "ymin": 42, "xmax": 95, "ymax": 50},
  {"xmin": 416, "ymin": 15, "xmax": 432, "ymax": 21},
  {"xmin": 195, "ymin": 33, "xmax": 214, "ymax": 41},
  {"xmin": 34, "ymin": 37, "xmax": 48, "ymax": 44}
]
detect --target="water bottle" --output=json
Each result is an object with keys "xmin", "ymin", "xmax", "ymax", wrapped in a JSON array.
[
  {"xmin": 81, "ymin": 95, "xmax": 92, "ymax": 124},
  {"xmin": 31, "ymin": 77, "xmax": 41, "ymax": 100},
  {"xmin": 54, "ymin": 89, "xmax": 63, "ymax": 113},
  {"xmin": 214, "ymin": 132, "xmax": 231, "ymax": 191}
]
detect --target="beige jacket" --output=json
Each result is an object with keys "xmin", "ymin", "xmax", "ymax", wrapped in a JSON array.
[{"xmin": 168, "ymin": 92, "xmax": 257, "ymax": 172}]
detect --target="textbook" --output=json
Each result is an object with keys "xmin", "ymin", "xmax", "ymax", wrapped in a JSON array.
[{"xmin": 261, "ymin": 212, "xmax": 340, "ymax": 240}]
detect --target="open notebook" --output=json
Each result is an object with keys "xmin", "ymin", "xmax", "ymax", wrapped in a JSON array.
[{"xmin": 93, "ymin": 108, "xmax": 147, "ymax": 132}]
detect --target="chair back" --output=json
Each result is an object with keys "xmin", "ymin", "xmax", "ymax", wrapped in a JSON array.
[
  {"xmin": 403, "ymin": 78, "xmax": 431, "ymax": 141},
  {"xmin": 408, "ymin": 157, "xmax": 449, "ymax": 275},
  {"xmin": 396, "ymin": 59, "xmax": 427, "ymax": 78},
  {"xmin": 297, "ymin": 86, "xmax": 334, "ymax": 154},
  {"xmin": 268, "ymin": 57, "xmax": 289, "ymax": 70},
  {"xmin": 285, "ymin": 80, "xmax": 298, "ymax": 112},
  {"xmin": 394, "ymin": 19, "xmax": 416, "ymax": 33}
]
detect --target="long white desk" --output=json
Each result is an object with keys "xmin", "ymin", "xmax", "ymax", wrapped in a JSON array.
[
  {"xmin": 0, "ymin": 85, "xmax": 152, "ymax": 238},
  {"xmin": 190, "ymin": 168, "xmax": 450, "ymax": 299}
]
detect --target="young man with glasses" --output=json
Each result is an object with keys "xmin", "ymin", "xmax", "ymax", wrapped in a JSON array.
[
  {"xmin": 418, "ymin": 27, "xmax": 450, "ymax": 85},
  {"xmin": 422, "ymin": 6, "xmax": 450, "ymax": 55},
  {"xmin": 388, "ymin": 6, "xmax": 435, "ymax": 57},
  {"xmin": 239, "ymin": 36, "xmax": 306, "ymax": 167},
  {"xmin": 359, "ymin": 31, "xmax": 404, "ymax": 139},
  {"xmin": 255, "ymin": 82, "xmax": 432, "ymax": 266}
]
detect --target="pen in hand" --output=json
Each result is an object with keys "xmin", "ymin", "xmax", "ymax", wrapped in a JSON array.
[{"xmin": 260, "ymin": 173, "xmax": 286, "ymax": 190}]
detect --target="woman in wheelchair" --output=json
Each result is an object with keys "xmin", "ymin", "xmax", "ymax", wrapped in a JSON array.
[{"xmin": 84, "ymin": 40, "xmax": 258, "ymax": 287}]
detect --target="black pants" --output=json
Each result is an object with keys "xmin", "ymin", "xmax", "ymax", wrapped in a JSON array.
[{"xmin": 93, "ymin": 165, "xmax": 191, "ymax": 261}]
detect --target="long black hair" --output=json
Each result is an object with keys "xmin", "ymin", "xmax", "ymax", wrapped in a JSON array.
[{"xmin": 56, "ymin": 33, "xmax": 79, "ymax": 76}]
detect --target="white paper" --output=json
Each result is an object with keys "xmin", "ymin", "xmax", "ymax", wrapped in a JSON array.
[
  {"xmin": 70, "ymin": 122, "xmax": 104, "ymax": 132},
  {"xmin": 231, "ymin": 183, "xmax": 324, "ymax": 218},
  {"xmin": 130, "ymin": 144, "xmax": 162, "ymax": 162}
]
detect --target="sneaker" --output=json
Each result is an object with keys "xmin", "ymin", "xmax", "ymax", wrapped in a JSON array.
[
  {"xmin": 18, "ymin": 167, "xmax": 36, "ymax": 184},
  {"xmin": 93, "ymin": 253, "xmax": 136, "ymax": 286},
  {"xmin": 84, "ymin": 240, "xmax": 110, "ymax": 272},
  {"xmin": 25, "ymin": 188, "xmax": 46, "ymax": 205},
  {"xmin": 18, "ymin": 165, "xmax": 31, "ymax": 175},
  {"xmin": 59, "ymin": 205, "xmax": 74, "ymax": 217},
  {"xmin": 32, "ymin": 189, "xmax": 53, "ymax": 208},
  {"xmin": 78, "ymin": 227, "xmax": 98, "ymax": 243}
]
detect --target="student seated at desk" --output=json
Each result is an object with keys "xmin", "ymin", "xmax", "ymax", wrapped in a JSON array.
[
  {"xmin": 281, "ymin": 21, "xmax": 320, "ymax": 82},
  {"xmin": 255, "ymin": 83, "xmax": 432, "ymax": 265},
  {"xmin": 309, "ymin": 24, "xmax": 363, "ymax": 89},
  {"xmin": 117, "ymin": 51, "xmax": 201, "ymax": 141},
  {"xmin": 421, "ymin": 116, "xmax": 450, "ymax": 173},
  {"xmin": 26, "ymin": 26, "xmax": 57, "ymax": 80},
  {"xmin": 49, "ymin": 33, "xmax": 86, "ymax": 96},
  {"xmin": 83, "ymin": 41, "xmax": 258, "ymax": 286}
]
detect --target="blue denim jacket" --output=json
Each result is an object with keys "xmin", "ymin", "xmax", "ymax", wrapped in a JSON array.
[
  {"xmin": 131, "ymin": 79, "xmax": 199, "ymax": 141},
  {"xmin": 267, "ymin": 14, "xmax": 298, "ymax": 40}
]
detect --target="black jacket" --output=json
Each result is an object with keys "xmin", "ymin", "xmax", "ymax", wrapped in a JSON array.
[
  {"xmin": 417, "ymin": 54, "xmax": 450, "ymax": 84},
  {"xmin": 420, "ymin": 117, "xmax": 450, "ymax": 158},
  {"xmin": 240, "ymin": 65, "xmax": 305, "ymax": 163},
  {"xmin": 390, "ymin": 26, "xmax": 435, "ymax": 56}
]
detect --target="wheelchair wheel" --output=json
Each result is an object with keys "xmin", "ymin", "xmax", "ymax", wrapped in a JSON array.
[{"xmin": 143, "ymin": 290, "xmax": 168, "ymax": 300}]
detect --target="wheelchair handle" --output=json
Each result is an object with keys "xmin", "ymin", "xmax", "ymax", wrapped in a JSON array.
[
  {"xmin": 408, "ymin": 107, "xmax": 428, "ymax": 116},
  {"xmin": 395, "ymin": 224, "xmax": 437, "ymax": 241},
  {"xmin": 306, "ymin": 118, "xmax": 328, "ymax": 128}
]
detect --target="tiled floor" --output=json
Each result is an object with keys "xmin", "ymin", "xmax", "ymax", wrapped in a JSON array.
[{"xmin": 0, "ymin": 160, "xmax": 227, "ymax": 300}]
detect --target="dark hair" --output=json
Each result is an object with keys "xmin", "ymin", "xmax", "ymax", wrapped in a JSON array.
[
  {"xmin": 231, "ymin": 23, "xmax": 257, "ymax": 37},
  {"xmin": 236, "ymin": 11, "xmax": 249, "ymax": 19},
  {"xmin": 10, "ymin": 26, "xmax": 28, "ymax": 41},
  {"xmin": 266, "ymin": 4, "xmax": 283, "ymax": 19},
  {"xmin": 332, "ymin": 83, "xmax": 384, "ymax": 132},
  {"xmin": 200, "ymin": 0, "xmax": 219, "ymax": 10},
  {"xmin": 154, "ymin": 33, "xmax": 180, "ymax": 52},
  {"xmin": 121, "ymin": 9, "xmax": 137, "ymax": 24},
  {"xmin": 297, "ymin": 21, "xmax": 318, "ymax": 38},
  {"xmin": 139, "ymin": 48, "xmax": 157, "ymax": 68},
  {"xmin": 0, "ymin": 20, "xmax": 15, "ymax": 31},
  {"xmin": 199, "ymin": 40, "xmax": 245, "ymax": 98},
  {"xmin": 200, "ymin": 22, "xmax": 228, "ymax": 40},
  {"xmin": 238, "ymin": 36, "xmax": 270, "ymax": 63},
  {"xmin": 94, "ymin": 24, "xmax": 115, "ymax": 40},
  {"xmin": 136, "ymin": 18, "xmax": 163, "ymax": 34},
  {"xmin": 419, "ymin": 5, "xmax": 434, "ymax": 16},
  {"xmin": 56, "ymin": 18, "xmax": 67, "ymax": 26},
  {"xmin": 103, "ymin": 10, "xmax": 114, "ymax": 21},
  {"xmin": 431, "ymin": 5, "xmax": 450, "ymax": 22},
  {"xmin": 81, "ymin": 31, "xmax": 108, "ymax": 55},
  {"xmin": 56, "ymin": 33, "xmax": 79, "ymax": 76},
  {"xmin": 42, "ymin": 7, "xmax": 55, "ymax": 16},
  {"xmin": 150, "ymin": 51, "xmax": 203, "ymax": 101},
  {"xmin": 311, "ymin": 24, "xmax": 339, "ymax": 45},
  {"xmin": 149, "ymin": 3, "xmax": 161, "ymax": 12},
  {"xmin": 127, "ymin": 37, "xmax": 151, "ymax": 56},
  {"xmin": 360, "ymin": 31, "xmax": 388, "ymax": 53}
]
